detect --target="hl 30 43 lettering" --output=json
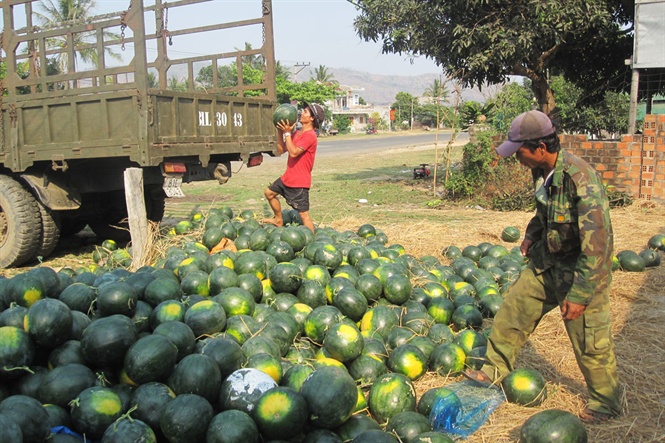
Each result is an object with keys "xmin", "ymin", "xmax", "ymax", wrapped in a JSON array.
[{"xmin": 198, "ymin": 111, "xmax": 243, "ymax": 127}]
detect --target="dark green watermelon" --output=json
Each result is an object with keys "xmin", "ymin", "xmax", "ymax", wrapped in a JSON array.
[{"xmin": 519, "ymin": 409, "xmax": 587, "ymax": 443}]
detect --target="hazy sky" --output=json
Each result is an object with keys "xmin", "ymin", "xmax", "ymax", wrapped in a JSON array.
[
  {"xmin": 91, "ymin": 0, "xmax": 442, "ymax": 77},
  {"xmin": 271, "ymin": 0, "xmax": 442, "ymax": 76}
]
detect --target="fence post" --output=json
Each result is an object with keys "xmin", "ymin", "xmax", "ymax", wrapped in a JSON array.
[{"xmin": 124, "ymin": 168, "xmax": 149, "ymax": 270}]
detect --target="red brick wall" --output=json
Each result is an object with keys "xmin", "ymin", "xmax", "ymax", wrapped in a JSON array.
[{"xmin": 561, "ymin": 114, "xmax": 665, "ymax": 202}]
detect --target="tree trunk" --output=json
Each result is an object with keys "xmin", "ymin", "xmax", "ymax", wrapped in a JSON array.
[{"xmin": 531, "ymin": 76, "xmax": 556, "ymax": 116}]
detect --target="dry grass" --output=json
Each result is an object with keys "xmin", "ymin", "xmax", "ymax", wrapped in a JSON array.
[{"xmin": 326, "ymin": 203, "xmax": 665, "ymax": 443}]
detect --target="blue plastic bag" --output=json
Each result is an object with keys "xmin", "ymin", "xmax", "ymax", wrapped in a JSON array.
[{"xmin": 429, "ymin": 380, "xmax": 505, "ymax": 439}]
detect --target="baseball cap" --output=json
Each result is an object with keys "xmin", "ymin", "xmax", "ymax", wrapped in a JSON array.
[
  {"xmin": 307, "ymin": 103, "xmax": 325, "ymax": 129},
  {"xmin": 496, "ymin": 110, "xmax": 556, "ymax": 157}
]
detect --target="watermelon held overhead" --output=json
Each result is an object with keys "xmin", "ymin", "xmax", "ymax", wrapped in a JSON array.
[{"xmin": 273, "ymin": 103, "xmax": 298, "ymax": 127}]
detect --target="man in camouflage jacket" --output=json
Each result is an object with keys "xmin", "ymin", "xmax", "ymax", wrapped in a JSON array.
[{"xmin": 466, "ymin": 110, "xmax": 622, "ymax": 421}]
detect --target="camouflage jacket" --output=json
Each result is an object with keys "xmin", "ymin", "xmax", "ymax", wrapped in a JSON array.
[{"xmin": 525, "ymin": 149, "xmax": 613, "ymax": 305}]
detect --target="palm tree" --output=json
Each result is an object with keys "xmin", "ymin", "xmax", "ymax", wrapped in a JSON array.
[
  {"xmin": 35, "ymin": 0, "xmax": 121, "ymax": 77},
  {"xmin": 423, "ymin": 77, "xmax": 449, "ymax": 104},
  {"xmin": 312, "ymin": 65, "xmax": 334, "ymax": 83}
]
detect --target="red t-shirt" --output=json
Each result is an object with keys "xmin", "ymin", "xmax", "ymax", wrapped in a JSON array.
[{"xmin": 281, "ymin": 129, "xmax": 317, "ymax": 188}]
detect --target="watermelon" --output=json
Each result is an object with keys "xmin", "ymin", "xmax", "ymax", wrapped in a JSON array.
[
  {"xmin": 123, "ymin": 334, "xmax": 179, "ymax": 384},
  {"xmin": 502, "ymin": 367, "xmax": 547, "ymax": 406},
  {"xmin": 207, "ymin": 409, "xmax": 260, "ymax": 443},
  {"xmin": 616, "ymin": 250, "xmax": 645, "ymax": 272},
  {"xmin": 38, "ymin": 363, "xmax": 97, "ymax": 408},
  {"xmin": 160, "ymin": 394, "xmax": 214, "ymax": 443},
  {"xmin": 323, "ymin": 321, "xmax": 364, "ymax": 363},
  {"xmin": 167, "ymin": 353, "xmax": 221, "ymax": 403},
  {"xmin": 70, "ymin": 386, "xmax": 124, "ymax": 439},
  {"xmin": 151, "ymin": 321, "xmax": 195, "ymax": 361},
  {"xmin": 252, "ymin": 386, "xmax": 308, "ymax": 440},
  {"xmin": 219, "ymin": 368, "xmax": 278, "ymax": 414},
  {"xmin": 647, "ymin": 233, "xmax": 665, "ymax": 251},
  {"xmin": 100, "ymin": 417, "xmax": 157, "ymax": 443},
  {"xmin": 129, "ymin": 382, "xmax": 176, "ymax": 433},
  {"xmin": 501, "ymin": 226, "xmax": 521, "ymax": 242},
  {"xmin": 300, "ymin": 366, "xmax": 358, "ymax": 429},
  {"xmin": 0, "ymin": 413, "xmax": 23, "ymax": 442},
  {"xmin": 417, "ymin": 387, "xmax": 457, "ymax": 417},
  {"xmin": 198, "ymin": 335, "xmax": 245, "ymax": 377},
  {"xmin": 184, "ymin": 299, "xmax": 227, "ymax": 337},
  {"xmin": 519, "ymin": 409, "xmax": 587, "ymax": 443},
  {"xmin": 429, "ymin": 342, "xmax": 466, "ymax": 376},
  {"xmin": 348, "ymin": 354, "xmax": 388, "ymax": 385},
  {"xmin": 368, "ymin": 372, "xmax": 417, "ymax": 424},
  {"xmin": 245, "ymin": 352, "xmax": 283, "ymax": 383},
  {"xmin": 80, "ymin": 314, "xmax": 137, "ymax": 368},
  {"xmin": 639, "ymin": 248, "xmax": 661, "ymax": 267},
  {"xmin": 24, "ymin": 298, "xmax": 72, "ymax": 349},
  {"xmin": 387, "ymin": 343, "xmax": 428, "ymax": 381},
  {"xmin": 273, "ymin": 103, "xmax": 298, "ymax": 127},
  {"xmin": 96, "ymin": 281, "xmax": 138, "ymax": 317},
  {"xmin": 0, "ymin": 395, "xmax": 51, "ymax": 443},
  {"xmin": 0, "ymin": 326, "xmax": 35, "ymax": 379},
  {"xmin": 385, "ymin": 410, "xmax": 432, "ymax": 443}
]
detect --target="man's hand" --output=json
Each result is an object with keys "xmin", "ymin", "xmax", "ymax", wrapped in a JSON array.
[
  {"xmin": 561, "ymin": 299, "xmax": 586, "ymax": 321},
  {"xmin": 276, "ymin": 119, "xmax": 296, "ymax": 133},
  {"xmin": 520, "ymin": 238, "xmax": 534, "ymax": 257}
]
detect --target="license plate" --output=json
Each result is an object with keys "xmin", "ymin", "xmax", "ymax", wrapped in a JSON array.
[{"xmin": 163, "ymin": 175, "xmax": 185, "ymax": 198}]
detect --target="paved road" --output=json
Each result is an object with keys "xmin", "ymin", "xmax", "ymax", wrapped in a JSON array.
[{"xmin": 316, "ymin": 131, "xmax": 469, "ymax": 156}]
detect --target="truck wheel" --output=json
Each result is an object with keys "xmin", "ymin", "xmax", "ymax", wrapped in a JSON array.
[
  {"xmin": 33, "ymin": 203, "xmax": 61, "ymax": 260},
  {"xmin": 0, "ymin": 175, "xmax": 43, "ymax": 268},
  {"xmin": 60, "ymin": 218, "xmax": 88, "ymax": 237}
]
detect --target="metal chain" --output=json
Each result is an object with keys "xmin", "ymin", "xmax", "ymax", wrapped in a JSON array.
[
  {"xmin": 120, "ymin": 1, "xmax": 132, "ymax": 51},
  {"xmin": 164, "ymin": 4, "xmax": 172, "ymax": 46}
]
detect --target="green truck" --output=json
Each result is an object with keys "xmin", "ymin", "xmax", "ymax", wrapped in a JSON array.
[{"xmin": 0, "ymin": 0, "xmax": 278, "ymax": 268}]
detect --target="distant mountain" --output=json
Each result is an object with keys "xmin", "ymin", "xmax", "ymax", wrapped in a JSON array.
[{"xmin": 299, "ymin": 67, "xmax": 489, "ymax": 106}]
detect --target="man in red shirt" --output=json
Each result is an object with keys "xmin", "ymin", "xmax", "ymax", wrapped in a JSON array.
[{"xmin": 264, "ymin": 102, "xmax": 325, "ymax": 233}]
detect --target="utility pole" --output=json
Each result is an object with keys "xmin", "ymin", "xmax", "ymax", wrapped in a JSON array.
[{"xmin": 293, "ymin": 62, "xmax": 310, "ymax": 82}]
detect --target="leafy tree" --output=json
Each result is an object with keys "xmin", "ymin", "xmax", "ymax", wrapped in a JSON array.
[
  {"xmin": 167, "ymin": 76, "xmax": 188, "ymax": 92},
  {"xmin": 459, "ymin": 102, "xmax": 495, "ymax": 130},
  {"xmin": 350, "ymin": 0, "xmax": 634, "ymax": 114},
  {"xmin": 275, "ymin": 78, "xmax": 338, "ymax": 108},
  {"xmin": 488, "ymin": 81, "xmax": 534, "ymax": 133},
  {"xmin": 311, "ymin": 65, "xmax": 335, "ymax": 83},
  {"xmin": 391, "ymin": 92, "xmax": 419, "ymax": 128},
  {"xmin": 333, "ymin": 114, "xmax": 352, "ymax": 134},
  {"xmin": 423, "ymin": 78, "xmax": 449, "ymax": 105},
  {"xmin": 35, "ymin": 0, "xmax": 121, "ymax": 75}
]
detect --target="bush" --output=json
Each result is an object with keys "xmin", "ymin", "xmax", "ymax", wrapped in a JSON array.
[{"xmin": 443, "ymin": 131, "xmax": 533, "ymax": 211}]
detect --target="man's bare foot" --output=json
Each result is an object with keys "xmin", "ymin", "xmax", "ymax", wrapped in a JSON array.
[{"xmin": 263, "ymin": 217, "xmax": 283, "ymax": 227}]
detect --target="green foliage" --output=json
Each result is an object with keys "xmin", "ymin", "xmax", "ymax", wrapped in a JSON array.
[
  {"xmin": 276, "ymin": 78, "xmax": 338, "ymax": 108},
  {"xmin": 333, "ymin": 114, "xmax": 352, "ymax": 134},
  {"xmin": 391, "ymin": 92, "xmax": 419, "ymax": 127},
  {"xmin": 605, "ymin": 185, "xmax": 633, "ymax": 208},
  {"xmin": 311, "ymin": 65, "xmax": 335, "ymax": 83},
  {"xmin": 351, "ymin": 0, "xmax": 637, "ymax": 113},
  {"xmin": 459, "ymin": 102, "xmax": 495, "ymax": 130},
  {"xmin": 443, "ymin": 131, "xmax": 533, "ymax": 211},
  {"xmin": 488, "ymin": 81, "xmax": 534, "ymax": 134}
]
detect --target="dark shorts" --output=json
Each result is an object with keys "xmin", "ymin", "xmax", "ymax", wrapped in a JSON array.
[{"xmin": 268, "ymin": 178, "xmax": 310, "ymax": 212}]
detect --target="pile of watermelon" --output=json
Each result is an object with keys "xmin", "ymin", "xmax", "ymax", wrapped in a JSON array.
[{"xmin": 3, "ymin": 205, "xmax": 654, "ymax": 442}]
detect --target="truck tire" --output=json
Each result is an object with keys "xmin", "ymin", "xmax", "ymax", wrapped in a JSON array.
[
  {"xmin": 0, "ymin": 175, "xmax": 43, "ymax": 268},
  {"xmin": 33, "ymin": 203, "xmax": 61, "ymax": 260}
]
